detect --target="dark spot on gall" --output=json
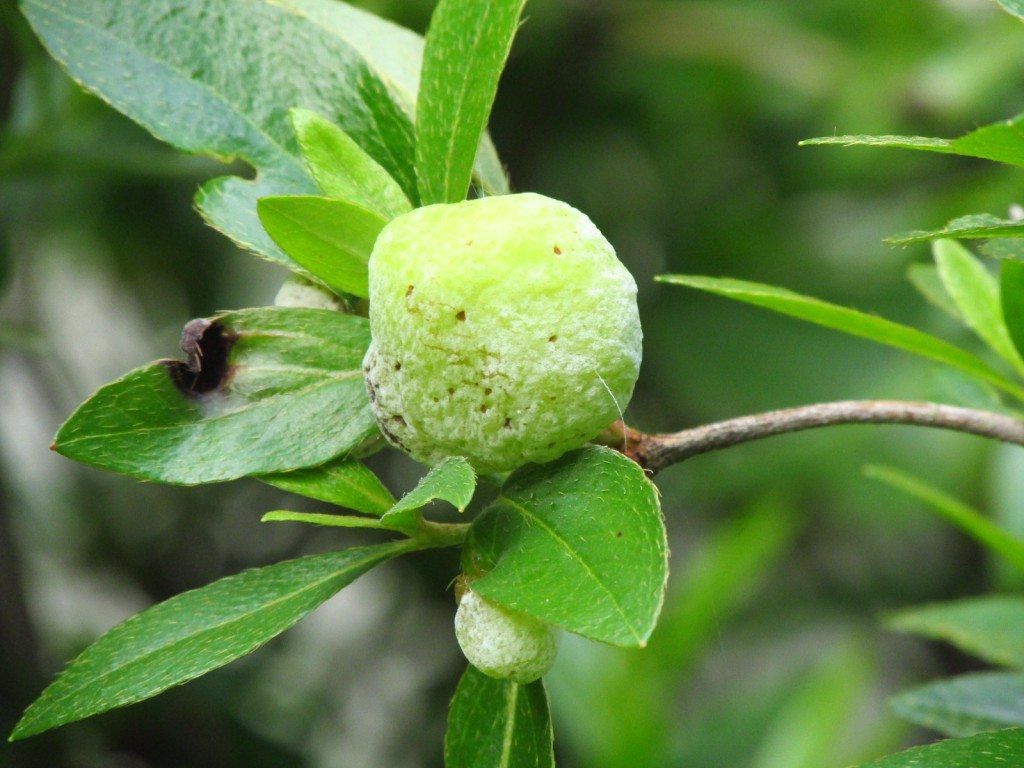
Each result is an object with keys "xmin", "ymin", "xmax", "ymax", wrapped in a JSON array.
[
  {"xmin": 548, "ymin": 335, "xmax": 557, "ymax": 342},
  {"xmin": 484, "ymin": 387, "xmax": 492, "ymax": 395},
  {"xmin": 394, "ymin": 362, "xmax": 402, "ymax": 371},
  {"xmin": 456, "ymin": 310, "xmax": 466, "ymax": 322},
  {"xmin": 480, "ymin": 404, "xmax": 489, "ymax": 413},
  {"xmin": 405, "ymin": 284, "xmax": 414, "ymax": 297},
  {"xmin": 503, "ymin": 417, "xmax": 512, "ymax": 429},
  {"xmin": 553, "ymin": 245, "xmax": 562, "ymax": 255},
  {"xmin": 448, "ymin": 387, "xmax": 456, "ymax": 395},
  {"xmin": 615, "ymin": 531, "xmax": 623, "ymax": 538},
  {"xmin": 392, "ymin": 415, "xmax": 406, "ymax": 426}
]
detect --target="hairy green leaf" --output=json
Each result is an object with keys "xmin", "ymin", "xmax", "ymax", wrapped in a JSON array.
[
  {"xmin": 865, "ymin": 465, "xmax": 1024, "ymax": 575},
  {"xmin": 932, "ymin": 240, "xmax": 1024, "ymax": 375},
  {"xmin": 290, "ymin": 108, "xmax": 412, "ymax": 220},
  {"xmin": 657, "ymin": 274, "xmax": 1024, "ymax": 401},
  {"xmin": 444, "ymin": 665, "xmax": 554, "ymax": 768},
  {"xmin": 886, "ymin": 596, "xmax": 1024, "ymax": 668},
  {"xmin": 891, "ymin": 672, "xmax": 1024, "ymax": 737},
  {"xmin": 10, "ymin": 542, "xmax": 408, "ymax": 740},
  {"xmin": 416, "ymin": 0, "xmax": 526, "ymax": 204},
  {"xmin": 802, "ymin": 113, "xmax": 1024, "ymax": 167},
  {"xmin": 467, "ymin": 446, "xmax": 668, "ymax": 648},
  {"xmin": 888, "ymin": 214, "xmax": 1024, "ymax": 246},
  {"xmin": 257, "ymin": 196, "xmax": 387, "ymax": 298},
  {"xmin": 54, "ymin": 308, "xmax": 377, "ymax": 484},
  {"xmin": 380, "ymin": 457, "xmax": 476, "ymax": 529},
  {"xmin": 21, "ymin": 0, "xmax": 506, "ymax": 269},
  {"xmin": 260, "ymin": 457, "xmax": 394, "ymax": 515},
  {"xmin": 852, "ymin": 728, "xmax": 1024, "ymax": 768}
]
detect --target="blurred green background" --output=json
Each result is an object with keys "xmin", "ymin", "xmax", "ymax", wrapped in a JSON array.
[{"xmin": 3, "ymin": 0, "xmax": 1024, "ymax": 766}]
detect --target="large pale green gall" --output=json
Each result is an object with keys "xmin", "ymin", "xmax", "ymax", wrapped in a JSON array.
[{"xmin": 364, "ymin": 193, "xmax": 641, "ymax": 473}]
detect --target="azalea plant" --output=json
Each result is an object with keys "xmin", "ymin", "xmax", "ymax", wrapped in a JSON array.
[{"xmin": 10, "ymin": 0, "xmax": 1024, "ymax": 765}]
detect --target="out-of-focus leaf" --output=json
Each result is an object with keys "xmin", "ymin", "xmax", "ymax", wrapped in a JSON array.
[
  {"xmin": 416, "ymin": 0, "xmax": 526, "ymax": 204},
  {"xmin": 54, "ymin": 308, "xmax": 377, "ymax": 484},
  {"xmin": 851, "ymin": 728, "xmax": 1024, "ymax": 768},
  {"xmin": 444, "ymin": 665, "xmax": 553, "ymax": 768},
  {"xmin": 257, "ymin": 196, "xmax": 387, "ymax": 299},
  {"xmin": 908, "ymin": 263, "xmax": 963, "ymax": 321},
  {"xmin": 888, "ymin": 215, "xmax": 1024, "ymax": 246},
  {"xmin": 802, "ymin": 113, "xmax": 1024, "ymax": 167},
  {"xmin": 9, "ymin": 542, "xmax": 408, "ymax": 740},
  {"xmin": 260, "ymin": 457, "xmax": 395, "ymax": 516},
  {"xmin": 890, "ymin": 672, "xmax": 1024, "ymax": 737},
  {"xmin": 1000, "ymin": 259, "xmax": 1024, "ymax": 363},
  {"xmin": 865, "ymin": 465, "xmax": 1024, "ymax": 575},
  {"xmin": 995, "ymin": 1, "xmax": 1024, "ymax": 20},
  {"xmin": 260, "ymin": 511, "xmax": 392, "ymax": 530},
  {"xmin": 932, "ymin": 240, "xmax": 1024, "ymax": 374},
  {"xmin": 466, "ymin": 446, "xmax": 668, "ymax": 648},
  {"xmin": 886, "ymin": 596, "xmax": 1024, "ymax": 668},
  {"xmin": 656, "ymin": 275, "xmax": 1024, "ymax": 400},
  {"xmin": 290, "ymin": 108, "xmax": 412, "ymax": 220},
  {"xmin": 379, "ymin": 457, "xmax": 476, "ymax": 529}
]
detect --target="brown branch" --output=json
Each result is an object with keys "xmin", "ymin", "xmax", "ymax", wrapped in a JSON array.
[{"xmin": 610, "ymin": 401, "xmax": 1024, "ymax": 474}]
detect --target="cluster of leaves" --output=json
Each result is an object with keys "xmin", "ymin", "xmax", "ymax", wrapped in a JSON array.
[
  {"xmin": 9, "ymin": 0, "xmax": 670, "ymax": 765},
  {"xmin": 656, "ymin": 1, "xmax": 1024, "ymax": 764}
]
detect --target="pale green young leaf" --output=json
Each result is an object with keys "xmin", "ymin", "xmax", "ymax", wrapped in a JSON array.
[
  {"xmin": 9, "ymin": 542, "xmax": 409, "ymax": 740},
  {"xmin": 908, "ymin": 263, "xmax": 963, "ymax": 321},
  {"xmin": 851, "ymin": 728, "xmax": 1024, "ymax": 768},
  {"xmin": 290, "ymin": 108, "xmax": 412, "ymax": 220},
  {"xmin": 1000, "ymin": 259, "xmax": 1024, "ymax": 363},
  {"xmin": 257, "ymin": 196, "xmax": 387, "ymax": 299},
  {"xmin": 932, "ymin": 240, "xmax": 1024, "ymax": 375},
  {"xmin": 53, "ymin": 309, "xmax": 377, "ymax": 484},
  {"xmin": 656, "ymin": 275, "xmax": 1024, "ymax": 401},
  {"xmin": 260, "ymin": 457, "xmax": 395, "ymax": 516},
  {"xmin": 886, "ymin": 596, "xmax": 1024, "ymax": 668},
  {"xmin": 890, "ymin": 672, "xmax": 1024, "ymax": 737},
  {"xmin": 444, "ymin": 665, "xmax": 554, "ymax": 768},
  {"xmin": 802, "ymin": 112, "xmax": 1024, "ymax": 168},
  {"xmin": 888, "ymin": 214, "xmax": 1024, "ymax": 246},
  {"xmin": 380, "ymin": 457, "xmax": 476, "ymax": 529},
  {"xmin": 864, "ymin": 465, "xmax": 1024, "ymax": 575},
  {"xmin": 416, "ymin": 0, "xmax": 526, "ymax": 204},
  {"xmin": 466, "ymin": 446, "xmax": 668, "ymax": 648},
  {"xmin": 260, "ymin": 511, "xmax": 391, "ymax": 530}
]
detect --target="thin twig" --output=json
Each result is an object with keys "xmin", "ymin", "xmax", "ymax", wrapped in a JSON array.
[{"xmin": 615, "ymin": 401, "xmax": 1024, "ymax": 474}]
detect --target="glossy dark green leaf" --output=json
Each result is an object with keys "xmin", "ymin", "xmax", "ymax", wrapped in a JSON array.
[
  {"xmin": 891, "ymin": 672, "xmax": 1024, "ymax": 737},
  {"xmin": 444, "ymin": 665, "xmax": 554, "ymax": 768},
  {"xmin": 380, "ymin": 457, "xmax": 476, "ymax": 529},
  {"xmin": 888, "ymin": 214, "xmax": 1024, "ymax": 246},
  {"xmin": 932, "ymin": 240, "xmax": 1024, "ymax": 374},
  {"xmin": 886, "ymin": 596, "xmax": 1024, "ymax": 668},
  {"xmin": 657, "ymin": 275, "xmax": 1024, "ymax": 400},
  {"xmin": 865, "ymin": 465, "xmax": 1024, "ymax": 575},
  {"xmin": 54, "ymin": 308, "xmax": 377, "ymax": 484},
  {"xmin": 290, "ymin": 108, "xmax": 412, "ymax": 220},
  {"xmin": 21, "ymin": 0, "xmax": 506, "ymax": 268},
  {"xmin": 416, "ymin": 0, "xmax": 526, "ymax": 204},
  {"xmin": 802, "ymin": 113, "xmax": 1024, "ymax": 167},
  {"xmin": 260, "ymin": 456, "xmax": 395, "ymax": 515},
  {"xmin": 852, "ymin": 728, "xmax": 1024, "ymax": 768},
  {"xmin": 467, "ymin": 446, "xmax": 668, "ymax": 648},
  {"xmin": 257, "ymin": 196, "xmax": 387, "ymax": 298},
  {"xmin": 1000, "ymin": 259, "xmax": 1024, "ymax": 363},
  {"xmin": 10, "ymin": 542, "xmax": 408, "ymax": 740}
]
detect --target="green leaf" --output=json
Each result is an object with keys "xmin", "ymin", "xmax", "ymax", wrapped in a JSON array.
[
  {"xmin": 22, "ymin": 0, "xmax": 506, "ymax": 269},
  {"xmin": 864, "ymin": 465, "xmax": 1024, "ymax": 575},
  {"xmin": 656, "ymin": 274, "xmax": 1024, "ymax": 401},
  {"xmin": 290, "ymin": 108, "xmax": 412, "ymax": 220},
  {"xmin": 932, "ymin": 240, "xmax": 1024, "ymax": 375},
  {"xmin": 257, "ymin": 196, "xmax": 387, "ymax": 299},
  {"xmin": 260, "ymin": 457, "xmax": 395, "ymax": 516},
  {"xmin": 851, "ymin": 728, "xmax": 1024, "ymax": 768},
  {"xmin": 466, "ymin": 446, "xmax": 668, "ymax": 648},
  {"xmin": 380, "ymin": 457, "xmax": 476, "ymax": 529},
  {"xmin": 260, "ymin": 511, "xmax": 391, "ymax": 530},
  {"xmin": 416, "ymin": 0, "xmax": 526, "ymax": 205},
  {"xmin": 886, "ymin": 596, "xmax": 1024, "ymax": 668},
  {"xmin": 890, "ymin": 672, "xmax": 1024, "ymax": 737},
  {"xmin": 996, "ymin": 0, "xmax": 1024, "ymax": 19},
  {"xmin": 9, "ymin": 542, "xmax": 408, "ymax": 740},
  {"xmin": 888, "ymin": 214, "xmax": 1024, "ymax": 246},
  {"xmin": 908, "ymin": 263, "xmax": 963, "ymax": 321},
  {"xmin": 802, "ymin": 112, "xmax": 1024, "ymax": 168},
  {"xmin": 1000, "ymin": 259, "xmax": 1024, "ymax": 364},
  {"xmin": 54, "ymin": 308, "xmax": 377, "ymax": 484},
  {"xmin": 444, "ymin": 665, "xmax": 554, "ymax": 768}
]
